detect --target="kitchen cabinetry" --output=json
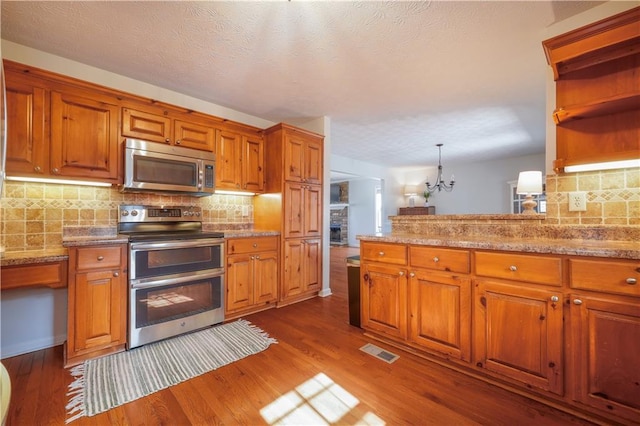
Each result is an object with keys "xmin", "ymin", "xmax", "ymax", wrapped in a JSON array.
[
  {"xmin": 215, "ymin": 127, "xmax": 265, "ymax": 193},
  {"xmin": 360, "ymin": 242, "xmax": 408, "ymax": 340},
  {"xmin": 408, "ymin": 246, "xmax": 471, "ymax": 361},
  {"xmin": 474, "ymin": 251, "xmax": 564, "ymax": 395},
  {"xmin": 66, "ymin": 244, "xmax": 127, "ymax": 367},
  {"xmin": 225, "ymin": 236, "xmax": 278, "ymax": 319},
  {"xmin": 255, "ymin": 123, "xmax": 324, "ymax": 306},
  {"xmin": 568, "ymin": 257, "xmax": 640, "ymax": 421},
  {"xmin": 4, "ymin": 62, "xmax": 120, "ymax": 182},
  {"xmin": 121, "ymin": 106, "xmax": 216, "ymax": 152},
  {"xmin": 542, "ymin": 7, "xmax": 640, "ymax": 172},
  {"xmin": 1, "ymin": 261, "xmax": 68, "ymax": 291}
]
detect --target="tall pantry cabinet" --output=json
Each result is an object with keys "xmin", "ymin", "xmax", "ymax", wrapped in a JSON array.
[{"xmin": 254, "ymin": 123, "xmax": 324, "ymax": 306}]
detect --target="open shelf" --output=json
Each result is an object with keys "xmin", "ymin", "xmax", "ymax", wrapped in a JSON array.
[{"xmin": 553, "ymin": 92, "xmax": 640, "ymax": 124}]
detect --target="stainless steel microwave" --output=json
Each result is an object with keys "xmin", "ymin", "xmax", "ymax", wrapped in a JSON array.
[{"xmin": 121, "ymin": 138, "xmax": 215, "ymax": 196}]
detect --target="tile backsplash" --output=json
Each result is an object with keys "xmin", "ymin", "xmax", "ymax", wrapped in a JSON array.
[
  {"xmin": 545, "ymin": 167, "xmax": 639, "ymax": 226},
  {"xmin": 1, "ymin": 181, "xmax": 253, "ymax": 252}
]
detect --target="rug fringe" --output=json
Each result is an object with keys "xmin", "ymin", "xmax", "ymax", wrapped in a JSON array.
[
  {"xmin": 65, "ymin": 363, "xmax": 86, "ymax": 423},
  {"xmin": 239, "ymin": 318, "xmax": 278, "ymax": 345}
]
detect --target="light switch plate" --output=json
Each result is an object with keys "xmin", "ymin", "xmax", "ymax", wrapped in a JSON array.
[{"xmin": 568, "ymin": 192, "xmax": 587, "ymax": 211}]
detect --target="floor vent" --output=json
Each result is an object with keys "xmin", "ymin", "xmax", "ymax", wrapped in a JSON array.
[{"xmin": 359, "ymin": 343, "xmax": 399, "ymax": 364}]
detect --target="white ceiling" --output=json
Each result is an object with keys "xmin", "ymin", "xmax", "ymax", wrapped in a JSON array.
[{"xmin": 1, "ymin": 1, "xmax": 606, "ymax": 169}]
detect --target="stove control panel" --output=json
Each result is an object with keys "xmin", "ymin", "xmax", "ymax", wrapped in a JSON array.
[{"xmin": 119, "ymin": 205, "xmax": 202, "ymax": 223}]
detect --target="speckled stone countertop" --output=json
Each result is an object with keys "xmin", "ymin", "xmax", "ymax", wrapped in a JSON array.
[
  {"xmin": 1, "ymin": 248, "xmax": 69, "ymax": 267},
  {"xmin": 357, "ymin": 233, "xmax": 640, "ymax": 260}
]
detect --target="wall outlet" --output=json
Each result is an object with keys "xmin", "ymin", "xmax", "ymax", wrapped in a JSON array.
[
  {"xmin": 568, "ymin": 192, "xmax": 587, "ymax": 212},
  {"xmin": 242, "ymin": 205, "xmax": 249, "ymax": 217}
]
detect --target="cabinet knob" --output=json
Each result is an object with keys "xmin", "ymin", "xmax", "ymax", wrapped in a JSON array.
[
  {"xmin": 433, "ymin": 257, "xmax": 439, "ymax": 263},
  {"xmin": 573, "ymin": 299, "xmax": 583, "ymax": 305},
  {"xmin": 52, "ymin": 167, "xmax": 60, "ymax": 174},
  {"xmin": 550, "ymin": 295, "xmax": 559, "ymax": 303},
  {"xmin": 250, "ymin": 256, "xmax": 255, "ymax": 260},
  {"xmin": 175, "ymin": 139, "xmax": 181, "ymax": 145},
  {"xmin": 256, "ymin": 255, "xmax": 260, "ymax": 259},
  {"xmin": 34, "ymin": 166, "xmax": 42, "ymax": 173},
  {"xmin": 626, "ymin": 278, "xmax": 637, "ymax": 285},
  {"xmin": 409, "ymin": 272, "xmax": 415, "ymax": 277},
  {"xmin": 378, "ymin": 251, "xmax": 385, "ymax": 256},
  {"xmin": 97, "ymin": 256, "xmax": 104, "ymax": 261},
  {"xmin": 509, "ymin": 265, "xmax": 517, "ymax": 272},
  {"xmin": 165, "ymin": 138, "xmax": 171, "ymax": 144},
  {"xmin": 253, "ymin": 243, "xmax": 258, "ymax": 248},
  {"xmin": 398, "ymin": 271, "xmax": 404, "ymax": 276},
  {"xmin": 113, "ymin": 272, "xmax": 119, "ymax": 277}
]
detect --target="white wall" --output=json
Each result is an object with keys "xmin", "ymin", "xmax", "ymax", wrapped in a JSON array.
[{"xmin": 346, "ymin": 179, "xmax": 379, "ymax": 247}]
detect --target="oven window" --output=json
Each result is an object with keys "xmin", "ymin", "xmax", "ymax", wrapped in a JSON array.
[
  {"xmin": 135, "ymin": 276, "xmax": 222, "ymax": 328},
  {"xmin": 134, "ymin": 244, "xmax": 222, "ymax": 278},
  {"xmin": 134, "ymin": 155, "xmax": 197, "ymax": 186}
]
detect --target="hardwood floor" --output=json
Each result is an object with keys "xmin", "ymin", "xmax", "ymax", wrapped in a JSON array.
[{"xmin": 2, "ymin": 246, "xmax": 595, "ymax": 425}]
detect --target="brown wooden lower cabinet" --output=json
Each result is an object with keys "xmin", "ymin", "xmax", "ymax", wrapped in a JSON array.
[
  {"xmin": 65, "ymin": 244, "xmax": 127, "ymax": 367},
  {"xmin": 225, "ymin": 236, "xmax": 279, "ymax": 319},
  {"xmin": 281, "ymin": 238, "xmax": 321, "ymax": 305},
  {"xmin": 359, "ymin": 240, "xmax": 640, "ymax": 424}
]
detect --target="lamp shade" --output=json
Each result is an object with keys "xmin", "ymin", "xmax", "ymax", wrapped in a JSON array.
[
  {"xmin": 403, "ymin": 185, "xmax": 419, "ymax": 196},
  {"xmin": 516, "ymin": 171, "xmax": 543, "ymax": 195}
]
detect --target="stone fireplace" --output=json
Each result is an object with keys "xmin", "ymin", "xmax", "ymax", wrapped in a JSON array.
[{"xmin": 330, "ymin": 206, "xmax": 349, "ymax": 246}]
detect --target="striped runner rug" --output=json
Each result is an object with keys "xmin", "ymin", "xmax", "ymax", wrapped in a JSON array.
[{"xmin": 66, "ymin": 319, "xmax": 277, "ymax": 423}]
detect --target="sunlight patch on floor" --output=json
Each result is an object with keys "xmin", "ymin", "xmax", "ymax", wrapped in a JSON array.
[{"xmin": 260, "ymin": 372, "xmax": 385, "ymax": 425}]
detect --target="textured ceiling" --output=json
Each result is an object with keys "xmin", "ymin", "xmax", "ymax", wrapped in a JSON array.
[{"xmin": 1, "ymin": 1, "xmax": 605, "ymax": 169}]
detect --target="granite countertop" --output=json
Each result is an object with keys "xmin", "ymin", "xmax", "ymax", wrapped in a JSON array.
[
  {"xmin": 357, "ymin": 233, "xmax": 640, "ymax": 260},
  {"xmin": 1, "ymin": 248, "xmax": 69, "ymax": 266}
]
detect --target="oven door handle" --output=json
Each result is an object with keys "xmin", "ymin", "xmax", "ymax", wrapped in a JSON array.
[
  {"xmin": 131, "ymin": 269, "xmax": 224, "ymax": 290},
  {"xmin": 130, "ymin": 238, "xmax": 225, "ymax": 251}
]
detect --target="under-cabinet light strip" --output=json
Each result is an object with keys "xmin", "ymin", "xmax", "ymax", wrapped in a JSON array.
[
  {"xmin": 564, "ymin": 159, "xmax": 640, "ymax": 173},
  {"xmin": 5, "ymin": 176, "xmax": 113, "ymax": 187}
]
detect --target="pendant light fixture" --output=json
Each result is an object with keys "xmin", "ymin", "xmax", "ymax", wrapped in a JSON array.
[{"xmin": 425, "ymin": 144, "xmax": 455, "ymax": 194}]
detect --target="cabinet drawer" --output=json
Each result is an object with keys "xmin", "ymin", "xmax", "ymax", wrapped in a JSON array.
[
  {"xmin": 410, "ymin": 246, "xmax": 470, "ymax": 273},
  {"xmin": 76, "ymin": 246, "xmax": 122, "ymax": 270},
  {"xmin": 1, "ymin": 261, "xmax": 68, "ymax": 290},
  {"xmin": 569, "ymin": 258, "xmax": 640, "ymax": 297},
  {"xmin": 475, "ymin": 252, "xmax": 562, "ymax": 286},
  {"xmin": 227, "ymin": 237, "xmax": 278, "ymax": 255},
  {"xmin": 361, "ymin": 242, "xmax": 407, "ymax": 265}
]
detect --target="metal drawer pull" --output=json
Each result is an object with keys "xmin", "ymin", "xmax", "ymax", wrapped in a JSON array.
[
  {"xmin": 379, "ymin": 251, "xmax": 385, "ymax": 256},
  {"xmin": 509, "ymin": 265, "xmax": 517, "ymax": 272},
  {"xmin": 398, "ymin": 271, "xmax": 404, "ymax": 276},
  {"xmin": 97, "ymin": 256, "xmax": 104, "ymax": 261},
  {"xmin": 550, "ymin": 295, "xmax": 559, "ymax": 302},
  {"xmin": 113, "ymin": 272, "xmax": 119, "ymax": 277},
  {"xmin": 626, "ymin": 278, "xmax": 637, "ymax": 285},
  {"xmin": 409, "ymin": 272, "xmax": 415, "ymax": 277},
  {"xmin": 433, "ymin": 257, "xmax": 439, "ymax": 263},
  {"xmin": 573, "ymin": 299, "xmax": 583, "ymax": 305}
]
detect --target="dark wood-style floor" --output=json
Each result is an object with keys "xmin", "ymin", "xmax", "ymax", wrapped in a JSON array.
[{"xmin": 2, "ymin": 246, "xmax": 595, "ymax": 425}]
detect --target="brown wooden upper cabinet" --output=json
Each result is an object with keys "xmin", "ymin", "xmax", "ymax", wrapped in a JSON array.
[
  {"xmin": 542, "ymin": 7, "xmax": 640, "ymax": 172},
  {"xmin": 215, "ymin": 127, "xmax": 265, "ymax": 193},
  {"xmin": 121, "ymin": 105, "xmax": 216, "ymax": 152},
  {"xmin": 284, "ymin": 131, "xmax": 323, "ymax": 184},
  {"xmin": 4, "ymin": 61, "xmax": 120, "ymax": 183}
]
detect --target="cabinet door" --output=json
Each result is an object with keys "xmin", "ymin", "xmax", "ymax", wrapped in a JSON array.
[
  {"xmin": 121, "ymin": 107, "xmax": 172, "ymax": 144},
  {"xmin": 174, "ymin": 119, "xmax": 215, "ymax": 151},
  {"xmin": 571, "ymin": 294, "xmax": 640, "ymax": 421},
  {"xmin": 50, "ymin": 90, "xmax": 119, "ymax": 181},
  {"xmin": 303, "ymin": 138, "xmax": 323, "ymax": 185},
  {"xmin": 304, "ymin": 184, "xmax": 322, "ymax": 236},
  {"xmin": 226, "ymin": 254, "xmax": 254, "ymax": 312},
  {"xmin": 283, "ymin": 132, "xmax": 305, "ymax": 182},
  {"xmin": 4, "ymin": 78, "xmax": 48, "ymax": 176},
  {"xmin": 215, "ymin": 129, "xmax": 242, "ymax": 190},
  {"xmin": 361, "ymin": 262, "xmax": 408, "ymax": 339},
  {"xmin": 284, "ymin": 182, "xmax": 304, "ymax": 238},
  {"xmin": 282, "ymin": 239, "xmax": 304, "ymax": 299},
  {"xmin": 73, "ymin": 269, "xmax": 125, "ymax": 352},
  {"xmin": 242, "ymin": 134, "xmax": 265, "ymax": 192},
  {"xmin": 303, "ymin": 238, "xmax": 321, "ymax": 293},
  {"xmin": 474, "ymin": 279, "xmax": 563, "ymax": 395},
  {"xmin": 409, "ymin": 269, "xmax": 471, "ymax": 361},
  {"xmin": 254, "ymin": 251, "xmax": 278, "ymax": 304}
]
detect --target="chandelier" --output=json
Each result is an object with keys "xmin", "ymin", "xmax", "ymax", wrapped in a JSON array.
[{"xmin": 425, "ymin": 144, "xmax": 455, "ymax": 194}]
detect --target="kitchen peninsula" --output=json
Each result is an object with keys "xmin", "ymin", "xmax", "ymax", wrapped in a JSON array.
[{"xmin": 358, "ymin": 213, "xmax": 639, "ymax": 424}]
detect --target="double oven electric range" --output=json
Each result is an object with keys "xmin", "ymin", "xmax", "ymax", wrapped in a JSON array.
[{"xmin": 118, "ymin": 205, "xmax": 225, "ymax": 349}]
